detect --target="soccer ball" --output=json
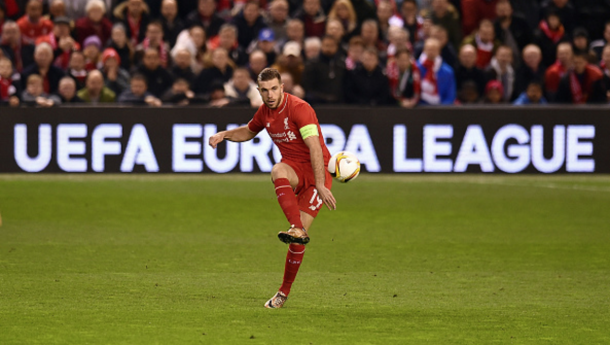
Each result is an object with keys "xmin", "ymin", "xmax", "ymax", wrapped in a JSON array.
[{"xmin": 328, "ymin": 151, "xmax": 361, "ymax": 183}]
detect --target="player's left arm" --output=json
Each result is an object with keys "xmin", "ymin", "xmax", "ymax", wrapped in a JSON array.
[{"xmin": 303, "ymin": 133, "xmax": 337, "ymax": 211}]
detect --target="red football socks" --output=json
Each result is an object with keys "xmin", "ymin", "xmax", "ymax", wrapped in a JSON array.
[
  {"xmin": 279, "ymin": 243, "xmax": 306, "ymax": 296},
  {"xmin": 273, "ymin": 178, "xmax": 303, "ymax": 228}
]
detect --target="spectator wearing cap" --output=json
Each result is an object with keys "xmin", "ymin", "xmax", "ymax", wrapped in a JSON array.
[
  {"xmin": 136, "ymin": 47, "xmax": 174, "ymax": 98},
  {"xmin": 17, "ymin": 0, "xmax": 54, "ymax": 45},
  {"xmin": 185, "ymin": 0, "xmax": 225, "ymax": 38},
  {"xmin": 106, "ymin": 25, "xmax": 133, "ymax": 71},
  {"xmin": 555, "ymin": 51, "xmax": 605, "ymax": 104},
  {"xmin": 160, "ymin": 0, "xmax": 184, "ymax": 48},
  {"xmin": 82, "ymin": 35, "xmax": 102, "ymax": 70},
  {"xmin": 135, "ymin": 21, "xmax": 171, "ymax": 68},
  {"xmin": 74, "ymin": 0, "xmax": 112, "ymax": 47},
  {"xmin": 535, "ymin": 10, "xmax": 568, "ymax": 69},
  {"xmin": 485, "ymin": 45, "xmax": 514, "ymax": 102},
  {"xmin": 171, "ymin": 49, "xmax": 196, "ymax": 85},
  {"xmin": 416, "ymin": 37, "xmax": 456, "ymax": 105},
  {"xmin": 113, "ymin": 0, "xmax": 151, "ymax": 46},
  {"xmin": 345, "ymin": 47, "xmax": 392, "ymax": 105},
  {"xmin": 232, "ymin": 1, "xmax": 267, "ymax": 50},
  {"xmin": 21, "ymin": 42, "xmax": 65, "ymax": 94},
  {"xmin": 572, "ymin": 28, "xmax": 597, "ymax": 64},
  {"xmin": 56, "ymin": 76, "xmax": 84, "ymax": 103},
  {"xmin": 223, "ymin": 67, "xmax": 262, "ymax": 107},
  {"xmin": 461, "ymin": 20, "xmax": 501, "ymax": 70},
  {"xmin": 248, "ymin": 28, "xmax": 278, "ymax": 66},
  {"xmin": 77, "ymin": 69, "xmax": 115, "ymax": 103},
  {"xmin": 493, "ymin": 0, "xmax": 532, "ymax": 64},
  {"xmin": 483, "ymin": 79, "xmax": 504, "ymax": 104},
  {"xmin": 513, "ymin": 44, "xmax": 545, "ymax": 100},
  {"xmin": 100, "ymin": 48, "xmax": 130, "ymax": 95},
  {"xmin": 265, "ymin": 0, "xmax": 290, "ymax": 44},
  {"xmin": 544, "ymin": 42, "xmax": 572, "ymax": 100},
  {"xmin": 293, "ymin": 0, "xmax": 327, "ymax": 38},
  {"xmin": 50, "ymin": 16, "xmax": 80, "ymax": 71},
  {"xmin": 271, "ymin": 40, "xmax": 304, "ymax": 85},
  {"xmin": 118, "ymin": 73, "xmax": 162, "ymax": 106},
  {"xmin": 247, "ymin": 49, "xmax": 267, "ymax": 80},
  {"xmin": 302, "ymin": 35, "xmax": 345, "ymax": 104},
  {"xmin": 460, "ymin": 0, "xmax": 498, "ymax": 36},
  {"xmin": 194, "ymin": 47, "xmax": 233, "ymax": 95},
  {"xmin": 455, "ymin": 44, "xmax": 486, "ymax": 98},
  {"xmin": 1, "ymin": 21, "xmax": 36, "ymax": 73},
  {"xmin": 590, "ymin": 22, "xmax": 610, "ymax": 61}
]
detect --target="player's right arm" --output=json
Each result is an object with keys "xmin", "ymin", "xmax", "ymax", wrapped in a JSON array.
[{"xmin": 208, "ymin": 125, "xmax": 257, "ymax": 149}]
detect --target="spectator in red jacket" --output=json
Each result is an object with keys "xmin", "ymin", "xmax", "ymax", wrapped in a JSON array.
[
  {"xmin": 74, "ymin": 0, "xmax": 112, "ymax": 47},
  {"xmin": 294, "ymin": 0, "xmax": 327, "ymax": 38},
  {"xmin": 17, "ymin": 0, "xmax": 54, "ymax": 45},
  {"xmin": 544, "ymin": 41, "xmax": 572, "ymax": 99},
  {"xmin": 555, "ymin": 52, "xmax": 605, "ymax": 104},
  {"xmin": 460, "ymin": 0, "xmax": 498, "ymax": 36}
]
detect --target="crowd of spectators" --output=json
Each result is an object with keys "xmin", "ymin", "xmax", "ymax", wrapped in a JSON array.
[{"xmin": 2, "ymin": 0, "xmax": 610, "ymax": 107}]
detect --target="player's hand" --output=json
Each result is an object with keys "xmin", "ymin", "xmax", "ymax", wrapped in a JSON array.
[
  {"xmin": 208, "ymin": 132, "xmax": 225, "ymax": 149},
  {"xmin": 316, "ymin": 184, "xmax": 336, "ymax": 210}
]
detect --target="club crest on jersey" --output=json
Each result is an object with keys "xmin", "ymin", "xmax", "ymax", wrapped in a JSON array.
[
  {"xmin": 284, "ymin": 117, "xmax": 289, "ymax": 130},
  {"xmin": 266, "ymin": 123, "xmax": 270, "ymax": 127}
]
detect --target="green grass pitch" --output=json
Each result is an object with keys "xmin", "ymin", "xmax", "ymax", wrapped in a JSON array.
[{"xmin": 1, "ymin": 174, "xmax": 609, "ymax": 344}]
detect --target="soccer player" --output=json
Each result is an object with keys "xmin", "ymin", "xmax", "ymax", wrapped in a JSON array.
[{"xmin": 208, "ymin": 68, "xmax": 336, "ymax": 309}]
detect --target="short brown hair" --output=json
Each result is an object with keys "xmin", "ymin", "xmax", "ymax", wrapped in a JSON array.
[
  {"xmin": 257, "ymin": 68, "xmax": 281, "ymax": 84},
  {"xmin": 27, "ymin": 74, "xmax": 43, "ymax": 85}
]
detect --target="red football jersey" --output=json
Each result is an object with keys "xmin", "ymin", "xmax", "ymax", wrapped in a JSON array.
[
  {"xmin": 248, "ymin": 93, "xmax": 331, "ymax": 165},
  {"xmin": 17, "ymin": 16, "xmax": 54, "ymax": 45}
]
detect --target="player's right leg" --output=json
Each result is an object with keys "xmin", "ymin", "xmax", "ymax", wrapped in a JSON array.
[{"xmin": 271, "ymin": 163, "xmax": 310, "ymax": 244}]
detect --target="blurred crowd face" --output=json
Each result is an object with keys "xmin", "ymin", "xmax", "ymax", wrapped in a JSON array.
[
  {"xmin": 305, "ymin": 40, "xmax": 321, "ymax": 60},
  {"xmin": 377, "ymin": 1, "xmax": 393, "ymax": 23},
  {"xmin": 526, "ymin": 84, "xmax": 543, "ymax": 103},
  {"xmin": 604, "ymin": 24, "xmax": 610, "ymax": 43},
  {"xmin": 243, "ymin": 2, "xmax": 260, "ymax": 24},
  {"xmin": 35, "ymin": 46, "xmax": 53, "ymax": 68},
  {"xmin": 573, "ymin": 55, "xmax": 588, "ymax": 74},
  {"xmin": 104, "ymin": 56, "xmax": 118, "ymax": 70},
  {"xmin": 59, "ymin": 78, "xmax": 76, "ymax": 100},
  {"xmin": 111, "ymin": 26, "xmax": 127, "ymax": 47},
  {"xmin": 326, "ymin": 20, "xmax": 344, "ymax": 42},
  {"xmin": 478, "ymin": 21, "xmax": 495, "ymax": 43},
  {"xmin": 0, "ymin": 59, "xmax": 12, "ymax": 78},
  {"xmin": 190, "ymin": 27, "xmax": 206, "ymax": 49},
  {"xmin": 361, "ymin": 22, "xmax": 378, "ymax": 46},
  {"xmin": 27, "ymin": 78, "xmax": 43, "ymax": 96},
  {"xmin": 552, "ymin": 0, "xmax": 568, "ymax": 8},
  {"xmin": 321, "ymin": 37, "xmax": 338, "ymax": 57},
  {"xmin": 198, "ymin": 0, "xmax": 216, "ymax": 17},
  {"xmin": 423, "ymin": 38, "xmax": 441, "ymax": 60},
  {"xmin": 161, "ymin": 0, "xmax": 177, "ymax": 21},
  {"xmin": 212, "ymin": 48, "xmax": 229, "ymax": 70},
  {"xmin": 232, "ymin": 69, "xmax": 251, "ymax": 91},
  {"xmin": 174, "ymin": 50, "xmax": 192, "ymax": 69},
  {"xmin": 495, "ymin": 0, "xmax": 512, "ymax": 21},
  {"xmin": 143, "ymin": 49, "xmax": 161, "ymax": 70},
  {"xmin": 486, "ymin": 88, "xmax": 502, "ymax": 103},
  {"xmin": 127, "ymin": 0, "xmax": 144, "ymax": 17},
  {"xmin": 303, "ymin": 0, "xmax": 320, "ymax": 17},
  {"xmin": 50, "ymin": 0, "xmax": 66, "ymax": 18},
  {"xmin": 26, "ymin": 0, "xmax": 43, "ymax": 22},
  {"xmin": 361, "ymin": 50, "xmax": 378, "ymax": 72},
  {"xmin": 396, "ymin": 51, "xmax": 411, "ymax": 72},
  {"xmin": 249, "ymin": 51, "xmax": 267, "ymax": 75},
  {"xmin": 347, "ymin": 43, "xmax": 363, "ymax": 62},
  {"xmin": 2, "ymin": 23, "xmax": 21, "ymax": 45},
  {"xmin": 172, "ymin": 79, "xmax": 190, "ymax": 93},
  {"xmin": 69, "ymin": 52, "xmax": 85, "ymax": 70},
  {"xmin": 146, "ymin": 24, "xmax": 164, "ymax": 46},
  {"xmin": 219, "ymin": 28, "xmax": 237, "ymax": 50},
  {"xmin": 522, "ymin": 46, "xmax": 542, "ymax": 70},
  {"xmin": 602, "ymin": 46, "xmax": 610, "ymax": 70},
  {"xmin": 496, "ymin": 47, "xmax": 513, "ymax": 69},
  {"xmin": 131, "ymin": 78, "xmax": 147, "ymax": 96},
  {"xmin": 556, "ymin": 43, "xmax": 573, "ymax": 65},
  {"xmin": 431, "ymin": 0, "xmax": 448, "ymax": 16},
  {"xmin": 430, "ymin": 26, "xmax": 448, "ymax": 47},
  {"xmin": 280, "ymin": 72, "xmax": 293, "ymax": 92},
  {"xmin": 573, "ymin": 36, "xmax": 588, "ymax": 50},
  {"xmin": 547, "ymin": 14, "xmax": 560, "ymax": 30},
  {"xmin": 286, "ymin": 21, "xmax": 304, "ymax": 42},
  {"xmin": 83, "ymin": 44, "xmax": 100, "ymax": 62},
  {"xmin": 258, "ymin": 39, "xmax": 275, "ymax": 53},
  {"xmin": 269, "ymin": 0, "xmax": 289, "ymax": 23},
  {"xmin": 54, "ymin": 23, "xmax": 71, "ymax": 38},
  {"xmin": 458, "ymin": 45, "xmax": 477, "ymax": 68},
  {"xmin": 88, "ymin": 4, "xmax": 104, "ymax": 22},
  {"xmin": 86, "ymin": 71, "xmax": 104, "ymax": 95},
  {"xmin": 401, "ymin": 0, "xmax": 417, "ymax": 21},
  {"xmin": 335, "ymin": 2, "xmax": 350, "ymax": 20}
]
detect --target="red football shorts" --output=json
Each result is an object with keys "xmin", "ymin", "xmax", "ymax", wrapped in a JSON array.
[{"xmin": 282, "ymin": 159, "xmax": 333, "ymax": 218}]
